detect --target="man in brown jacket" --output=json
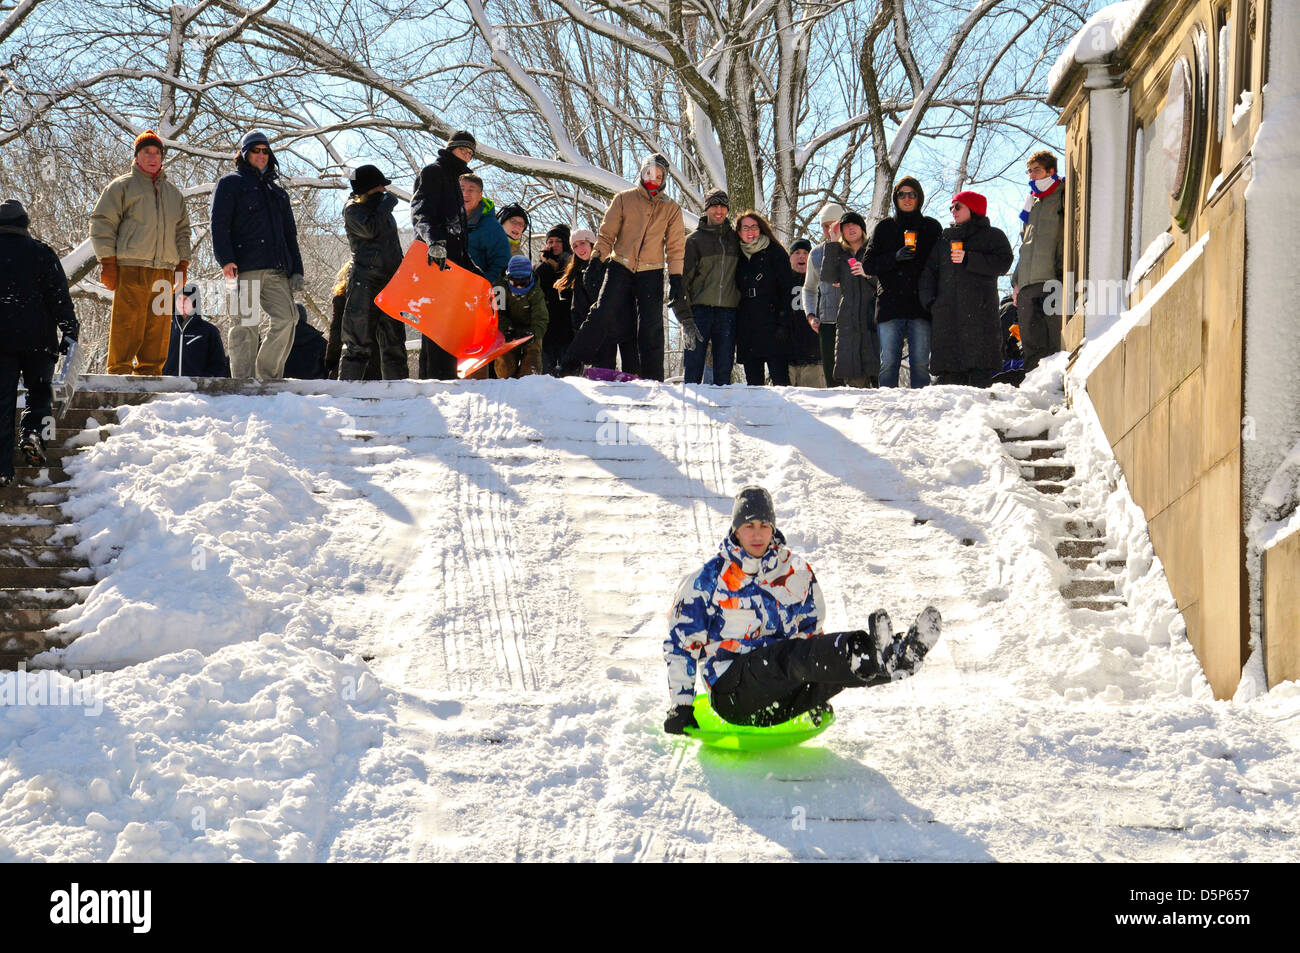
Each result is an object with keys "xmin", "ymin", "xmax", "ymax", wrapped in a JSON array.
[
  {"xmin": 89, "ymin": 130, "xmax": 192, "ymax": 375},
  {"xmin": 562, "ymin": 153, "xmax": 685, "ymax": 381}
]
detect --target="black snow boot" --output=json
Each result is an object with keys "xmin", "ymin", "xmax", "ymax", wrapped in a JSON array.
[
  {"xmin": 19, "ymin": 431, "xmax": 46, "ymax": 467},
  {"xmin": 880, "ymin": 606, "xmax": 942, "ymax": 680}
]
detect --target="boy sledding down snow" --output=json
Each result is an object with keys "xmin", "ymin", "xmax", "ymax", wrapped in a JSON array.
[{"xmin": 663, "ymin": 486, "xmax": 942, "ymax": 734}]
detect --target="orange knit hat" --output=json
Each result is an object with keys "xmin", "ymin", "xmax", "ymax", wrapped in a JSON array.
[{"xmin": 134, "ymin": 130, "xmax": 165, "ymax": 155}]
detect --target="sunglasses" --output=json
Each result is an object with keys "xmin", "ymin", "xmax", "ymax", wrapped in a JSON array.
[
  {"xmin": 897, "ymin": 190, "xmax": 918, "ymax": 199},
  {"xmin": 249, "ymin": 146, "xmax": 271, "ymax": 155},
  {"xmin": 508, "ymin": 275, "xmax": 532, "ymax": 286},
  {"xmin": 950, "ymin": 203, "xmax": 964, "ymax": 212}
]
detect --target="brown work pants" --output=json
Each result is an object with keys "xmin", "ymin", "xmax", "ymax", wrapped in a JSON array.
[{"xmin": 108, "ymin": 266, "xmax": 174, "ymax": 375}]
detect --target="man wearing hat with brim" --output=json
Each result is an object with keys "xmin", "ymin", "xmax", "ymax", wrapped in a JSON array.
[
  {"xmin": 90, "ymin": 130, "xmax": 192, "ymax": 376},
  {"xmin": 802, "ymin": 202, "xmax": 845, "ymax": 385},
  {"xmin": 339, "ymin": 164, "xmax": 408, "ymax": 381},
  {"xmin": 211, "ymin": 130, "xmax": 307, "ymax": 380},
  {"xmin": 411, "ymin": 129, "xmax": 479, "ymax": 379},
  {"xmin": 679, "ymin": 187, "xmax": 740, "ymax": 385}
]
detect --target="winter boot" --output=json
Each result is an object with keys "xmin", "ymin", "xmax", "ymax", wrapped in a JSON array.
[
  {"xmin": 844, "ymin": 609, "xmax": 892, "ymax": 680},
  {"xmin": 807, "ymin": 702, "xmax": 834, "ymax": 726},
  {"xmin": 880, "ymin": 606, "xmax": 942, "ymax": 680},
  {"xmin": 0, "ymin": 474, "xmax": 12, "ymax": 488},
  {"xmin": 19, "ymin": 431, "xmax": 46, "ymax": 467}
]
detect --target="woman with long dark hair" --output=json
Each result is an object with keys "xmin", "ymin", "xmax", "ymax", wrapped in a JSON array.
[{"xmin": 734, "ymin": 210, "xmax": 792, "ymax": 386}]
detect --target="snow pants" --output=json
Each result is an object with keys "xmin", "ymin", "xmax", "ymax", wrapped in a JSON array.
[
  {"xmin": 709, "ymin": 631, "xmax": 884, "ymax": 726},
  {"xmin": 1, "ymin": 348, "xmax": 55, "ymax": 480},
  {"xmin": 338, "ymin": 271, "xmax": 408, "ymax": 381},
  {"xmin": 566, "ymin": 263, "xmax": 665, "ymax": 380}
]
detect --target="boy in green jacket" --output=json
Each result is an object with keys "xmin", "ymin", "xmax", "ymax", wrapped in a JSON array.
[{"xmin": 495, "ymin": 255, "xmax": 549, "ymax": 377}]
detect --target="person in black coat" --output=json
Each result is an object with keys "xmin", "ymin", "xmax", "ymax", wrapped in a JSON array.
[
  {"xmin": 919, "ymin": 191, "xmax": 1014, "ymax": 387},
  {"xmin": 784, "ymin": 239, "xmax": 824, "ymax": 386},
  {"xmin": 0, "ymin": 199, "xmax": 78, "ymax": 482},
  {"xmin": 554, "ymin": 228, "xmax": 595, "ymax": 376},
  {"xmin": 827, "ymin": 210, "xmax": 880, "ymax": 387},
  {"xmin": 283, "ymin": 304, "xmax": 328, "ymax": 380},
  {"xmin": 734, "ymin": 210, "xmax": 791, "ymax": 386},
  {"xmin": 537, "ymin": 224, "xmax": 573, "ymax": 374},
  {"xmin": 864, "ymin": 176, "xmax": 943, "ymax": 388},
  {"xmin": 411, "ymin": 130, "xmax": 478, "ymax": 379},
  {"xmin": 164, "ymin": 283, "xmax": 229, "ymax": 378},
  {"xmin": 339, "ymin": 165, "xmax": 407, "ymax": 381}
]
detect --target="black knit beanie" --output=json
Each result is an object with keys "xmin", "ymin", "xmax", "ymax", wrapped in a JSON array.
[{"xmin": 731, "ymin": 486, "xmax": 776, "ymax": 531}]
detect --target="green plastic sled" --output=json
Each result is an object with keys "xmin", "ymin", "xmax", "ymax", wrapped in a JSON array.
[{"xmin": 683, "ymin": 694, "xmax": 834, "ymax": 751}]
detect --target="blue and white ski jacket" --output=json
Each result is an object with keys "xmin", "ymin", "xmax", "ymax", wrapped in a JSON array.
[{"xmin": 664, "ymin": 530, "xmax": 825, "ymax": 708}]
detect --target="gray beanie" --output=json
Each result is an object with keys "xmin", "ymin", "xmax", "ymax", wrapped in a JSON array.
[
  {"xmin": 703, "ymin": 188, "xmax": 729, "ymax": 210},
  {"xmin": 731, "ymin": 486, "xmax": 776, "ymax": 531}
]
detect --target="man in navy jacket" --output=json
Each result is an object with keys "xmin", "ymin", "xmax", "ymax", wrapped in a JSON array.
[{"xmin": 210, "ymin": 131, "xmax": 304, "ymax": 380}]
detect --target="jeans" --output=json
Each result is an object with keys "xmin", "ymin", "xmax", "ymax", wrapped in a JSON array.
[
  {"xmin": 682, "ymin": 305, "xmax": 736, "ymax": 385},
  {"xmin": 878, "ymin": 318, "xmax": 931, "ymax": 388}
]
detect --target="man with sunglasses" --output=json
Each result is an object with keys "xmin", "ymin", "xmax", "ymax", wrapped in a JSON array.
[
  {"xmin": 211, "ymin": 131, "xmax": 306, "ymax": 380},
  {"xmin": 863, "ymin": 176, "xmax": 942, "ymax": 388}
]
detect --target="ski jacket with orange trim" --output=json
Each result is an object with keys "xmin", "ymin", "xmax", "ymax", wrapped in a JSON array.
[{"xmin": 664, "ymin": 530, "xmax": 825, "ymax": 707}]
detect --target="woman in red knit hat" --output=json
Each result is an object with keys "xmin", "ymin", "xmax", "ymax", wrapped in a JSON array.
[{"xmin": 918, "ymin": 191, "xmax": 1013, "ymax": 387}]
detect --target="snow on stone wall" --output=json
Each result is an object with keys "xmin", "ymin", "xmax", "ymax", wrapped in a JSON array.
[{"xmin": 1244, "ymin": 4, "xmax": 1300, "ymax": 633}]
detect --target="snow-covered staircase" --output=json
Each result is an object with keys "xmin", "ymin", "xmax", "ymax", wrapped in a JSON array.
[
  {"xmin": 2, "ymin": 405, "xmax": 93, "ymax": 667},
  {"xmin": 997, "ymin": 421, "xmax": 1128, "ymax": 613}
]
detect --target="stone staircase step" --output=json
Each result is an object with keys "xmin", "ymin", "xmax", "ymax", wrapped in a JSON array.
[
  {"xmin": 1061, "ymin": 518, "xmax": 1104, "ymax": 538},
  {"xmin": 1002, "ymin": 441, "xmax": 1067, "ymax": 461},
  {"xmin": 54, "ymin": 427, "xmax": 110, "ymax": 446},
  {"xmin": 0, "ymin": 502, "xmax": 66, "ymax": 519},
  {"xmin": 12, "ymin": 465, "xmax": 70, "ymax": 484},
  {"xmin": 68, "ymin": 389, "xmax": 161, "ymax": 409},
  {"xmin": 0, "ymin": 523, "xmax": 61, "ymax": 545},
  {"xmin": 0, "ymin": 565, "xmax": 94, "ymax": 588},
  {"xmin": 996, "ymin": 428, "xmax": 1051, "ymax": 443},
  {"xmin": 1019, "ymin": 462, "xmax": 1076, "ymax": 481},
  {"xmin": 0, "ymin": 629, "xmax": 69, "ymax": 654},
  {"xmin": 59, "ymin": 407, "xmax": 120, "ymax": 431},
  {"xmin": 1064, "ymin": 556, "xmax": 1127, "ymax": 572},
  {"xmin": 1060, "ymin": 578, "xmax": 1120, "ymax": 599},
  {"xmin": 1068, "ymin": 596, "xmax": 1128, "ymax": 612},
  {"xmin": 1056, "ymin": 538, "xmax": 1107, "ymax": 558},
  {"xmin": 0, "ymin": 545, "xmax": 86, "ymax": 569},
  {"xmin": 1, "ymin": 606, "xmax": 67, "ymax": 631},
  {"xmin": 1, "ymin": 588, "xmax": 81, "ymax": 611},
  {"xmin": 1028, "ymin": 481, "xmax": 1066, "ymax": 495}
]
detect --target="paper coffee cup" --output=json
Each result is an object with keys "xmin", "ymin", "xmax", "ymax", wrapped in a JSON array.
[
  {"xmin": 904, "ymin": 232, "xmax": 917, "ymax": 248},
  {"xmin": 951, "ymin": 241, "xmax": 963, "ymax": 252}
]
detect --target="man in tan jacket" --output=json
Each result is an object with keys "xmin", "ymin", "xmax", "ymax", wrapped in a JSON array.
[
  {"xmin": 89, "ymin": 130, "xmax": 192, "ymax": 375},
  {"xmin": 562, "ymin": 153, "xmax": 685, "ymax": 381}
]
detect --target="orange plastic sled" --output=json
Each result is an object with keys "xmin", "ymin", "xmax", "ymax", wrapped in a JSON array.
[{"xmin": 375, "ymin": 241, "xmax": 532, "ymax": 378}]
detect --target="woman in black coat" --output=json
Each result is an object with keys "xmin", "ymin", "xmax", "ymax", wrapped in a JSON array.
[
  {"xmin": 919, "ymin": 191, "xmax": 1014, "ymax": 387},
  {"xmin": 734, "ymin": 210, "xmax": 791, "ymax": 386},
  {"xmin": 827, "ymin": 210, "xmax": 880, "ymax": 387}
]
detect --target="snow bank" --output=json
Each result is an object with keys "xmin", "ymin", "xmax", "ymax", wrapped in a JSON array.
[{"xmin": 2, "ymin": 373, "xmax": 1297, "ymax": 861}]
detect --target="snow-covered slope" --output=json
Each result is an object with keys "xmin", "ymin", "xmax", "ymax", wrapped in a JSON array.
[{"xmin": 2, "ymin": 365, "xmax": 1298, "ymax": 861}]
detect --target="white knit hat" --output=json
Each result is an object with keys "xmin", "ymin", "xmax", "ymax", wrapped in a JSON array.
[
  {"xmin": 819, "ymin": 202, "xmax": 845, "ymax": 224},
  {"xmin": 570, "ymin": 228, "xmax": 596, "ymax": 245}
]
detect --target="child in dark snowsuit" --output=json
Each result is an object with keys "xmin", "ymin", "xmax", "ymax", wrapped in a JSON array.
[
  {"xmin": 494, "ymin": 255, "xmax": 548, "ymax": 378},
  {"xmin": 663, "ymin": 486, "xmax": 941, "ymax": 733}
]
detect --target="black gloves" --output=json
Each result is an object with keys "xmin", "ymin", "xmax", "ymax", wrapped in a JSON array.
[
  {"xmin": 583, "ymin": 257, "xmax": 606, "ymax": 300},
  {"xmin": 668, "ymin": 273, "xmax": 684, "ymax": 302},
  {"xmin": 428, "ymin": 241, "xmax": 449, "ymax": 271},
  {"xmin": 663, "ymin": 704, "xmax": 699, "ymax": 735},
  {"xmin": 895, "ymin": 245, "xmax": 917, "ymax": 262},
  {"xmin": 58, "ymin": 336, "xmax": 76, "ymax": 355}
]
